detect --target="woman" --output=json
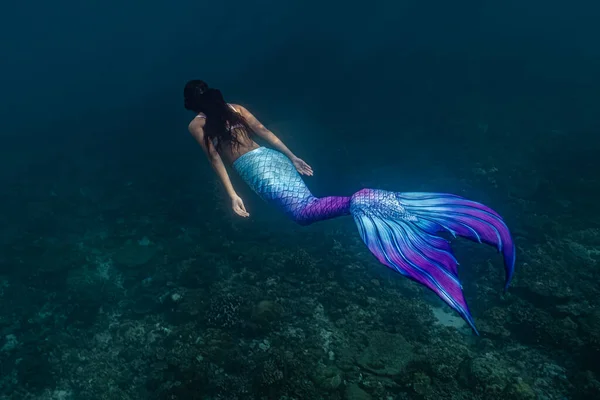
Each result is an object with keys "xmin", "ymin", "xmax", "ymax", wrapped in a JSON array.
[{"xmin": 184, "ymin": 79, "xmax": 516, "ymax": 335}]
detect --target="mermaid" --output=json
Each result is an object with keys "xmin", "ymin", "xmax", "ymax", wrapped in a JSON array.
[{"xmin": 184, "ymin": 80, "xmax": 515, "ymax": 334}]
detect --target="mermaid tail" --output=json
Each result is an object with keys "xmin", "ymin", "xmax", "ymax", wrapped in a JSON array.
[
  {"xmin": 234, "ymin": 147, "xmax": 351, "ymax": 224},
  {"xmin": 233, "ymin": 147, "xmax": 515, "ymax": 334},
  {"xmin": 350, "ymin": 189, "xmax": 515, "ymax": 334}
]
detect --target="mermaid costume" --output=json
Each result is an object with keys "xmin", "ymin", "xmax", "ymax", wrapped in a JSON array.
[{"xmin": 233, "ymin": 146, "xmax": 515, "ymax": 334}]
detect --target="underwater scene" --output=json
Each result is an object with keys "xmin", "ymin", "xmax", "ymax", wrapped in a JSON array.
[{"xmin": 1, "ymin": 1, "xmax": 599, "ymax": 399}]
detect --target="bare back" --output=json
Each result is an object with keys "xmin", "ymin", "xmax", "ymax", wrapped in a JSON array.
[{"xmin": 189, "ymin": 103, "xmax": 260, "ymax": 164}]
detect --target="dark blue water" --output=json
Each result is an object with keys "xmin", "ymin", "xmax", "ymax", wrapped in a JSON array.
[{"xmin": 1, "ymin": 1, "xmax": 599, "ymax": 399}]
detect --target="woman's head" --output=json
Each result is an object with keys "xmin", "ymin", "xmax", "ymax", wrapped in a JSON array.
[
  {"xmin": 183, "ymin": 79, "xmax": 226, "ymax": 113},
  {"xmin": 183, "ymin": 79, "xmax": 252, "ymax": 150}
]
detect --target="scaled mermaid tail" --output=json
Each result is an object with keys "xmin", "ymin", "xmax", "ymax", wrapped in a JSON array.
[
  {"xmin": 234, "ymin": 147, "xmax": 351, "ymax": 224},
  {"xmin": 233, "ymin": 147, "xmax": 516, "ymax": 334}
]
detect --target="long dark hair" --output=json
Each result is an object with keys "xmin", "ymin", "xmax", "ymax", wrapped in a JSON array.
[{"xmin": 183, "ymin": 80, "xmax": 253, "ymax": 151}]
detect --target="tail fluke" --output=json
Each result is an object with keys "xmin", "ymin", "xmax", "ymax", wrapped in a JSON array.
[{"xmin": 350, "ymin": 189, "xmax": 515, "ymax": 334}]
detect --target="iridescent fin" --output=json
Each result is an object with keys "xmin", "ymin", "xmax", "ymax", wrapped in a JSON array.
[
  {"xmin": 351, "ymin": 190, "xmax": 515, "ymax": 334},
  {"xmin": 397, "ymin": 192, "xmax": 515, "ymax": 290}
]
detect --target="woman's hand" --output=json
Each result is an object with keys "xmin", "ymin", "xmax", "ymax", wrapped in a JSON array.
[
  {"xmin": 231, "ymin": 195, "xmax": 249, "ymax": 217},
  {"xmin": 292, "ymin": 157, "xmax": 313, "ymax": 176}
]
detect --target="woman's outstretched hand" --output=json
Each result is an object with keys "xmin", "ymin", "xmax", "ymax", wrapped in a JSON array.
[
  {"xmin": 292, "ymin": 157, "xmax": 313, "ymax": 176},
  {"xmin": 231, "ymin": 195, "xmax": 249, "ymax": 217}
]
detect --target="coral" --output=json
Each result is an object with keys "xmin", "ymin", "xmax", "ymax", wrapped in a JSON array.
[
  {"xmin": 412, "ymin": 372, "xmax": 433, "ymax": 397},
  {"xmin": 311, "ymin": 364, "xmax": 343, "ymax": 391},
  {"xmin": 356, "ymin": 331, "xmax": 414, "ymax": 376},
  {"xmin": 345, "ymin": 383, "xmax": 372, "ymax": 400},
  {"xmin": 251, "ymin": 299, "xmax": 283, "ymax": 326},
  {"xmin": 259, "ymin": 356, "xmax": 285, "ymax": 388},
  {"xmin": 206, "ymin": 293, "xmax": 244, "ymax": 329},
  {"xmin": 503, "ymin": 378, "xmax": 536, "ymax": 400},
  {"xmin": 567, "ymin": 229, "xmax": 600, "ymax": 266},
  {"xmin": 458, "ymin": 353, "xmax": 512, "ymax": 397}
]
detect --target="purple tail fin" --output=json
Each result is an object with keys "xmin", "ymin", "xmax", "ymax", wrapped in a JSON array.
[{"xmin": 350, "ymin": 190, "xmax": 516, "ymax": 334}]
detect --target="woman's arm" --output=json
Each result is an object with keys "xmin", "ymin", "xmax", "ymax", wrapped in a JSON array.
[
  {"xmin": 236, "ymin": 105, "xmax": 313, "ymax": 176},
  {"xmin": 188, "ymin": 121, "xmax": 249, "ymax": 217}
]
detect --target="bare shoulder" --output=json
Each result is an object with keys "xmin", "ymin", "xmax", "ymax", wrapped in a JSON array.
[
  {"xmin": 229, "ymin": 103, "xmax": 250, "ymax": 115},
  {"xmin": 188, "ymin": 116, "xmax": 206, "ymax": 134}
]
